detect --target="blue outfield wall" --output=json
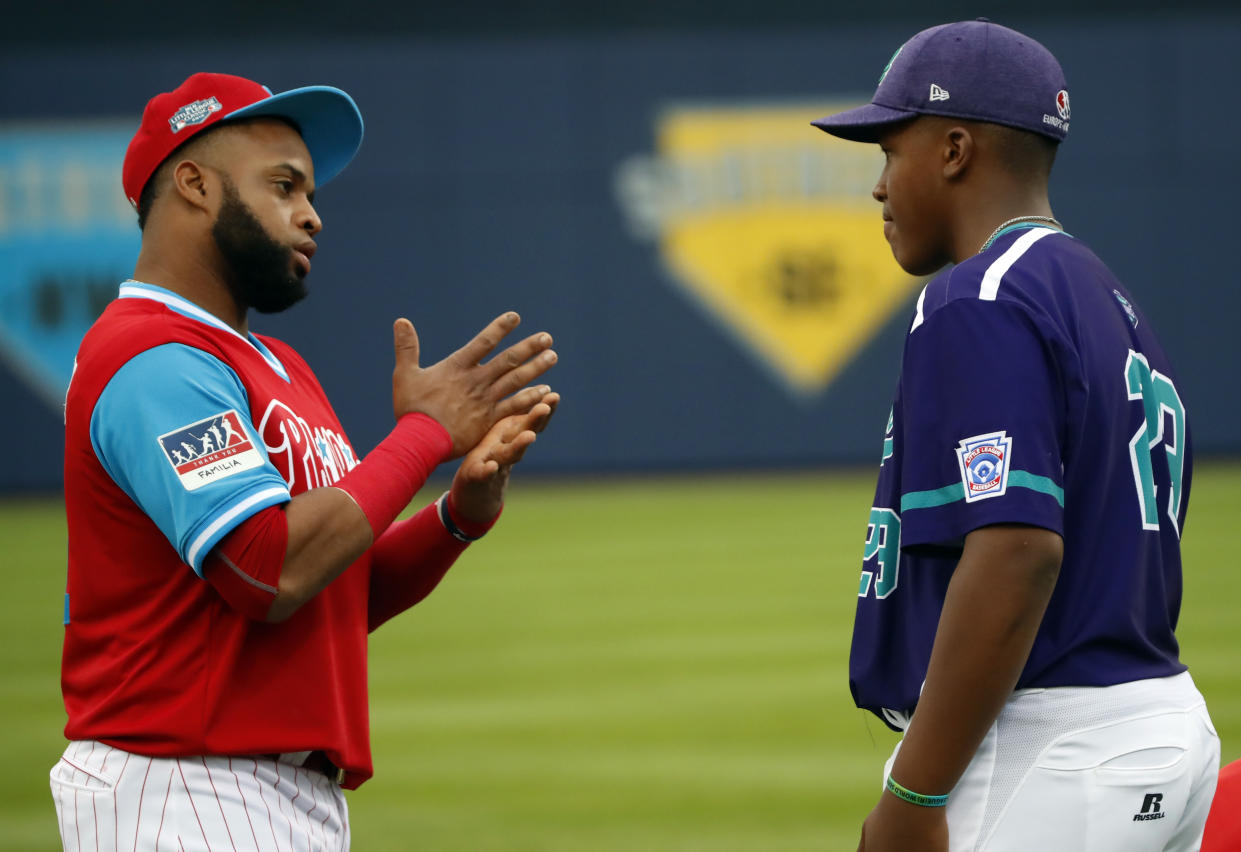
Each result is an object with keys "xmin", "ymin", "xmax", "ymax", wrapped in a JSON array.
[{"xmin": 1, "ymin": 13, "xmax": 1238, "ymax": 492}]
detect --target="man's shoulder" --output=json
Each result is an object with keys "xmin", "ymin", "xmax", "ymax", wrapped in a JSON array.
[
  {"xmin": 82, "ymin": 297, "xmax": 217, "ymax": 353},
  {"xmin": 72, "ymin": 299, "xmax": 241, "ymax": 399},
  {"xmin": 81, "ymin": 295, "xmax": 164, "ymax": 339}
]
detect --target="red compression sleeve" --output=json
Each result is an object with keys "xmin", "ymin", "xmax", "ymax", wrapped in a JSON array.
[
  {"xmin": 335, "ymin": 413, "xmax": 453, "ymax": 540},
  {"xmin": 203, "ymin": 505, "xmax": 288, "ymax": 621},
  {"xmin": 368, "ymin": 493, "xmax": 503, "ymax": 630},
  {"xmin": 368, "ymin": 502, "xmax": 468, "ymax": 631}
]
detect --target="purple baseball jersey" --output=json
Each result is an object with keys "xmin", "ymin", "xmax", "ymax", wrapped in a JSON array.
[{"xmin": 852, "ymin": 224, "xmax": 1191, "ymax": 727}]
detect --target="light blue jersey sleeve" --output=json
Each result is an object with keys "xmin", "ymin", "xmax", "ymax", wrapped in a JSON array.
[{"xmin": 90, "ymin": 343, "xmax": 292, "ymax": 575}]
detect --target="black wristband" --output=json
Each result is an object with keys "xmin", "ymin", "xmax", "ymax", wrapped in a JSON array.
[{"xmin": 435, "ymin": 492, "xmax": 485, "ymax": 542}]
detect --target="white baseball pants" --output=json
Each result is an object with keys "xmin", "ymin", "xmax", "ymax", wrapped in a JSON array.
[
  {"xmin": 50, "ymin": 741, "xmax": 349, "ymax": 851},
  {"xmin": 883, "ymin": 671, "xmax": 1220, "ymax": 852}
]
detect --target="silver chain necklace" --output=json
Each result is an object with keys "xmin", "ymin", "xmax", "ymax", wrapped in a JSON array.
[{"xmin": 980, "ymin": 215, "xmax": 1062, "ymax": 252}]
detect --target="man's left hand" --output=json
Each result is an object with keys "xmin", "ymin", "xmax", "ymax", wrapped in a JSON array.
[{"xmin": 449, "ymin": 391, "xmax": 559, "ymax": 523}]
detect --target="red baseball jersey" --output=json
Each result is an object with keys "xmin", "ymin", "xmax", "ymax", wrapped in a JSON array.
[
  {"xmin": 1202, "ymin": 758, "xmax": 1241, "ymax": 852},
  {"xmin": 63, "ymin": 282, "xmax": 378, "ymax": 787}
]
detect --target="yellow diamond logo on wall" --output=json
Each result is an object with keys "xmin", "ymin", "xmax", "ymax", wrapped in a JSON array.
[{"xmin": 615, "ymin": 101, "xmax": 919, "ymax": 395}]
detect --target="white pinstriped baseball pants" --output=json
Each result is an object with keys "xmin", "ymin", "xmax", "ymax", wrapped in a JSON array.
[{"xmin": 50, "ymin": 741, "xmax": 350, "ymax": 851}]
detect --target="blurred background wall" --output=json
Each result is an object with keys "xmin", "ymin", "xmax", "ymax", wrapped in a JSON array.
[{"xmin": 2, "ymin": 1, "xmax": 1238, "ymax": 492}]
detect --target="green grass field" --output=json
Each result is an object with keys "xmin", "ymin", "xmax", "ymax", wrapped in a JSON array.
[{"xmin": 3, "ymin": 462, "xmax": 1238, "ymax": 850}]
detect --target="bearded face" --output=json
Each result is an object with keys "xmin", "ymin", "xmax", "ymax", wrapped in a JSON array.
[{"xmin": 212, "ymin": 175, "xmax": 308, "ymax": 315}]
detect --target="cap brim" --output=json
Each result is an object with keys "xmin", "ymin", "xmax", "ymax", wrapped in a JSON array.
[
  {"xmin": 811, "ymin": 102, "xmax": 916, "ymax": 143},
  {"xmin": 227, "ymin": 85, "xmax": 364, "ymax": 188}
]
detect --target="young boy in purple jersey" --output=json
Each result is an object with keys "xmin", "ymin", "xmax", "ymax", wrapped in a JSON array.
[{"xmin": 812, "ymin": 20, "xmax": 1219, "ymax": 852}]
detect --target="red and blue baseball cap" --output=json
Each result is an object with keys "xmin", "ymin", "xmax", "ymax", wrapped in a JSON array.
[
  {"xmin": 813, "ymin": 19, "xmax": 1070, "ymax": 144},
  {"xmin": 122, "ymin": 72, "xmax": 364, "ymax": 208}
]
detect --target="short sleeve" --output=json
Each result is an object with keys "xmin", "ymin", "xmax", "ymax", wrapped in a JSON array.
[
  {"xmin": 898, "ymin": 299, "xmax": 1067, "ymax": 548},
  {"xmin": 90, "ymin": 343, "xmax": 291, "ymax": 574}
]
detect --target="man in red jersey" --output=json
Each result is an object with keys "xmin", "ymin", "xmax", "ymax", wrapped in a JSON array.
[{"xmin": 52, "ymin": 72, "xmax": 559, "ymax": 851}]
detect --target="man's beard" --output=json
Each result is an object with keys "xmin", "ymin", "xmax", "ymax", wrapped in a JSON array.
[{"xmin": 212, "ymin": 178, "xmax": 308, "ymax": 314}]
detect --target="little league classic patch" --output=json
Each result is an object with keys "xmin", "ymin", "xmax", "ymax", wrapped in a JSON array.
[
  {"xmin": 157, "ymin": 410, "xmax": 264, "ymax": 491},
  {"xmin": 168, "ymin": 96, "xmax": 222, "ymax": 133},
  {"xmin": 956, "ymin": 431, "xmax": 1013, "ymax": 502}
]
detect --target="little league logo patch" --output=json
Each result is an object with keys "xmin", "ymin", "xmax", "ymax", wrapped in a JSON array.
[
  {"xmin": 956, "ymin": 431, "xmax": 1014, "ymax": 502},
  {"xmin": 157, "ymin": 410, "xmax": 264, "ymax": 491},
  {"xmin": 168, "ymin": 96, "xmax": 222, "ymax": 133}
]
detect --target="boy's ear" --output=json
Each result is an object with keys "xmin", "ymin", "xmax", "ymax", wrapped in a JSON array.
[{"xmin": 943, "ymin": 125, "xmax": 974, "ymax": 181}]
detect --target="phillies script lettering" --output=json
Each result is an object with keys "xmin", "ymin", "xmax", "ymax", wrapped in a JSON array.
[{"xmin": 258, "ymin": 400, "xmax": 358, "ymax": 492}]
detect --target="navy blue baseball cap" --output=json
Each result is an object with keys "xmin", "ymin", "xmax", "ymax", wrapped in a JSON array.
[
  {"xmin": 124, "ymin": 72, "xmax": 364, "ymax": 208},
  {"xmin": 812, "ymin": 19, "xmax": 1070, "ymax": 143}
]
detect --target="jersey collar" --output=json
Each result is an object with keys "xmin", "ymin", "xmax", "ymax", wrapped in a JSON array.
[
  {"xmin": 988, "ymin": 222, "xmax": 1075, "ymax": 248},
  {"xmin": 118, "ymin": 280, "xmax": 290, "ymax": 381}
]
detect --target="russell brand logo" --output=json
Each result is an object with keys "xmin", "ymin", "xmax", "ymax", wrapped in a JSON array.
[{"xmin": 1133, "ymin": 792, "xmax": 1166, "ymax": 822}]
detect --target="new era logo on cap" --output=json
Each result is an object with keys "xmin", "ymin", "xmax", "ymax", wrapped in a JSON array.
[{"xmin": 929, "ymin": 84, "xmax": 950, "ymax": 102}]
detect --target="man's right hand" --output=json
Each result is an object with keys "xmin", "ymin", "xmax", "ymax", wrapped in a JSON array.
[{"xmin": 391, "ymin": 313, "xmax": 557, "ymax": 457}]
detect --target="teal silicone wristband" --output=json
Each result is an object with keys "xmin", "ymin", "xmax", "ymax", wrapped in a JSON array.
[{"xmin": 885, "ymin": 776, "xmax": 948, "ymax": 808}]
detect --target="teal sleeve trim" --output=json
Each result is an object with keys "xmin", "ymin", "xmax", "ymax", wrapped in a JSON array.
[
  {"xmin": 63, "ymin": 593, "xmax": 70, "ymax": 625},
  {"xmin": 901, "ymin": 469, "xmax": 1065, "ymax": 512},
  {"xmin": 1008, "ymin": 470, "xmax": 1065, "ymax": 506},
  {"xmin": 901, "ymin": 482, "xmax": 961, "ymax": 511}
]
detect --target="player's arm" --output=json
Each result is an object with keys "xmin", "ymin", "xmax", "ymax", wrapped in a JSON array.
[
  {"xmin": 212, "ymin": 312, "xmax": 557, "ymax": 622},
  {"xmin": 857, "ymin": 297, "xmax": 1069, "ymax": 851},
  {"xmin": 858, "ymin": 523, "xmax": 1062, "ymax": 851},
  {"xmin": 366, "ymin": 393, "xmax": 558, "ymax": 631}
]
